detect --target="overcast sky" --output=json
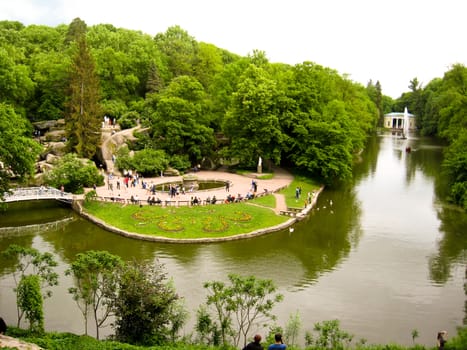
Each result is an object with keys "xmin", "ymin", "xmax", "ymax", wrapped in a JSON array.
[{"xmin": 1, "ymin": 0, "xmax": 466, "ymax": 98}]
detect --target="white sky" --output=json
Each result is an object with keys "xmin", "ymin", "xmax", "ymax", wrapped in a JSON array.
[{"xmin": 1, "ymin": 0, "xmax": 466, "ymax": 98}]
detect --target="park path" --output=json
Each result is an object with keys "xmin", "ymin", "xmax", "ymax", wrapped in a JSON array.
[
  {"xmin": 100, "ymin": 124, "xmax": 146, "ymax": 175},
  {"xmin": 97, "ymin": 124, "xmax": 294, "ymax": 213},
  {"xmin": 272, "ymin": 193, "xmax": 287, "ymax": 214},
  {"xmin": 93, "ymin": 166, "xmax": 294, "ymax": 213}
]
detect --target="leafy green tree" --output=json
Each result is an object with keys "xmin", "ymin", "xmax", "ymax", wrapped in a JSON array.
[
  {"xmin": 65, "ymin": 19, "xmax": 102, "ymax": 159},
  {"xmin": 118, "ymin": 110, "xmax": 140, "ymax": 130},
  {"xmin": 113, "ymin": 259, "xmax": 180, "ymax": 345},
  {"xmin": 201, "ymin": 280, "xmax": 233, "ymax": 346},
  {"xmin": 443, "ymin": 129, "xmax": 467, "ymax": 209},
  {"xmin": 195, "ymin": 305, "xmax": 221, "ymax": 346},
  {"xmin": 281, "ymin": 62, "xmax": 377, "ymax": 184},
  {"xmin": 114, "ymin": 146, "xmax": 170, "ymax": 176},
  {"xmin": 284, "ymin": 310, "xmax": 301, "ymax": 347},
  {"xmin": 42, "ymin": 153, "xmax": 104, "ymax": 193},
  {"xmin": 169, "ymin": 154, "xmax": 191, "ymax": 172},
  {"xmin": 167, "ymin": 291, "xmax": 189, "ymax": 343},
  {"xmin": 308, "ymin": 319, "xmax": 354, "ymax": 350},
  {"xmin": 1, "ymin": 244, "xmax": 58, "ymax": 327},
  {"xmin": 28, "ymin": 50, "xmax": 69, "ymax": 121},
  {"xmin": 147, "ymin": 75, "xmax": 215, "ymax": 164},
  {"xmin": 222, "ymin": 65, "xmax": 285, "ymax": 167},
  {"xmin": 203, "ymin": 274, "xmax": 283, "ymax": 348},
  {"xmin": 154, "ymin": 25, "xmax": 198, "ymax": 78},
  {"xmin": 0, "ymin": 103, "xmax": 42, "ymax": 199},
  {"xmin": 17, "ymin": 274, "xmax": 44, "ymax": 333},
  {"xmin": 66, "ymin": 250, "xmax": 123, "ymax": 339},
  {"xmin": 0, "ymin": 48, "xmax": 35, "ymax": 108},
  {"xmin": 194, "ymin": 42, "xmax": 224, "ymax": 89},
  {"xmin": 88, "ymin": 24, "xmax": 164, "ymax": 101},
  {"xmin": 100, "ymin": 99, "xmax": 128, "ymax": 122},
  {"xmin": 418, "ymin": 77, "xmax": 443, "ymax": 136},
  {"xmin": 131, "ymin": 148, "xmax": 170, "ymax": 176}
]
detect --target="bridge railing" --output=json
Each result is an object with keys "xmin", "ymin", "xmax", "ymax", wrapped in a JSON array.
[{"xmin": 2, "ymin": 187, "xmax": 73, "ymax": 202}]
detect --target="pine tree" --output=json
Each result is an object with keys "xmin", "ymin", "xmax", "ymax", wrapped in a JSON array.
[
  {"xmin": 146, "ymin": 61, "xmax": 164, "ymax": 95},
  {"xmin": 65, "ymin": 19, "xmax": 101, "ymax": 159}
]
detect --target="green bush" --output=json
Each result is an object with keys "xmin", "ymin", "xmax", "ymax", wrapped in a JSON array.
[
  {"xmin": 118, "ymin": 111, "xmax": 140, "ymax": 130},
  {"xmin": 43, "ymin": 153, "xmax": 104, "ymax": 194},
  {"xmin": 132, "ymin": 149, "xmax": 169, "ymax": 176},
  {"xmin": 170, "ymin": 154, "xmax": 191, "ymax": 172}
]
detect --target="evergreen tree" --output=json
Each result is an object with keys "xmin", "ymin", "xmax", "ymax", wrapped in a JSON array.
[
  {"xmin": 65, "ymin": 19, "xmax": 101, "ymax": 159},
  {"xmin": 146, "ymin": 61, "xmax": 164, "ymax": 94}
]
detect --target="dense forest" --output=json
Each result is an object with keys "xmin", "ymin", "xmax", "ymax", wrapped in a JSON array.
[{"xmin": 0, "ymin": 18, "xmax": 465, "ymax": 209}]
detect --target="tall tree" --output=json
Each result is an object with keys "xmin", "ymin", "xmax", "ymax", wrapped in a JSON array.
[
  {"xmin": 113, "ymin": 260, "xmax": 180, "ymax": 345},
  {"xmin": 66, "ymin": 250, "xmax": 123, "ymax": 339},
  {"xmin": 154, "ymin": 25, "xmax": 198, "ymax": 78},
  {"xmin": 1, "ymin": 244, "xmax": 58, "ymax": 327},
  {"xmin": 65, "ymin": 19, "xmax": 101, "ymax": 159},
  {"xmin": 222, "ymin": 65, "xmax": 285, "ymax": 167},
  {"xmin": 147, "ymin": 75, "xmax": 215, "ymax": 164},
  {"xmin": 17, "ymin": 275, "xmax": 44, "ymax": 333},
  {"xmin": 0, "ymin": 103, "xmax": 41, "ymax": 199},
  {"xmin": 367, "ymin": 80, "xmax": 383, "ymax": 126},
  {"xmin": 146, "ymin": 61, "xmax": 164, "ymax": 94},
  {"xmin": 202, "ymin": 274, "xmax": 283, "ymax": 348}
]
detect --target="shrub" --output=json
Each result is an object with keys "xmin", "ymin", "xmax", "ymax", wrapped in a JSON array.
[
  {"xmin": 118, "ymin": 111, "xmax": 140, "ymax": 130},
  {"xmin": 43, "ymin": 153, "xmax": 104, "ymax": 193}
]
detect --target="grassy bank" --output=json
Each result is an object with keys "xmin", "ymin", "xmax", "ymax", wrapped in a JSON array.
[
  {"xmin": 278, "ymin": 176, "xmax": 321, "ymax": 208},
  {"xmin": 5, "ymin": 325, "xmax": 467, "ymax": 350},
  {"xmin": 83, "ymin": 199, "xmax": 289, "ymax": 239}
]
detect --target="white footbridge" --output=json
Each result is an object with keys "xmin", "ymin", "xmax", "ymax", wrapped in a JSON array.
[{"xmin": 2, "ymin": 187, "xmax": 74, "ymax": 204}]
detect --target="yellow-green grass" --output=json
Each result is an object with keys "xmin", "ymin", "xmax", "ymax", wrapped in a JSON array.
[
  {"xmin": 250, "ymin": 193, "xmax": 276, "ymax": 208},
  {"xmin": 234, "ymin": 169, "xmax": 274, "ymax": 179},
  {"xmin": 83, "ymin": 201, "xmax": 288, "ymax": 239},
  {"xmin": 278, "ymin": 176, "xmax": 321, "ymax": 208}
]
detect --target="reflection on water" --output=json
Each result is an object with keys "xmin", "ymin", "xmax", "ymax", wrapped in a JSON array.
[{"xmin": 0, "ymin": 132, "xmax": 466, "ymax": 346}]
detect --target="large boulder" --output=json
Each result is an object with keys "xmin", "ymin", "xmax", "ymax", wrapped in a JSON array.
[
  {"xmin": 46, "ymin": 142, "xmax": 67, "ymax": 157},
  {"xmin": 163, "ymin": 167, "xmax": 180, "ymax": 176},
  {"xmin": 45, "ymin": 130, "xmax": 66, "ymax": 142},
  {"xmin": 33, "ymin": 119, "xmax": 65, "ymax": 133},
  {"xmin": 45, "ymin": 153, "xmax": 60, "ymax": 164}
]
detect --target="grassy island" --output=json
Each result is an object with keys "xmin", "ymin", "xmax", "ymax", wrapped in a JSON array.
[{"xmin": 82, "ymin": 200, "xmax": 290, "ymax": 239}]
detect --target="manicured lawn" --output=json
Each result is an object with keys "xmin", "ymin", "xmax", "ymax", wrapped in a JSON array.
[
  {"xmin": 278, "ymin": 176, "xmax": 321, "ymax": 208},
  {"xmin": 250, "ymin": 193, "xmax": 276, "ymax": 208},
  {"xmin": 83, "ymin": 200, "xmax": 288, "ymax": 239}
]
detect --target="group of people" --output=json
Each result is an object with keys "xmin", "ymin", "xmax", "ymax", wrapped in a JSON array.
[
  {"xmin": 243, "ymin": 331, "xmax": 449, "ymax": 350},
  {"xmin": 243, "ymin": 333, "xmax": 286, "ymax": 350}
]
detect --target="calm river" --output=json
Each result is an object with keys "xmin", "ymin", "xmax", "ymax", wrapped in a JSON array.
[{"xmin": 1, "ymin": 132, "xmax": 466, "ymax": 347}]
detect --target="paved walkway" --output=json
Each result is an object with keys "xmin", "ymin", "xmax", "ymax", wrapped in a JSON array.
[
  {"xmin": 93, "ymin": 167, "xmax": 294, "ymax": 213},
  {"xmin": 95, "ymin": 124, "xmax": 295, "ymax": 213}
]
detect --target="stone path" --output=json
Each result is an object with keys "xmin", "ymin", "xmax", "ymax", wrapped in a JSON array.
[
  {"xmin": 97, "ymin": 124, "xmax": 294, "ymax": 213},
  {"xmin": 93, "ymin": 167, "xmax": 294, "ymax": 213}
]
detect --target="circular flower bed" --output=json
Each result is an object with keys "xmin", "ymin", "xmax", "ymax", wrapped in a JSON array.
[
  {"xmin": 203, "ymin": 216, "xmax": 229, "ymax": 232},
  {"xmin": 227, "ymin": 211, "xmax": 253, "ymax": 222}
]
